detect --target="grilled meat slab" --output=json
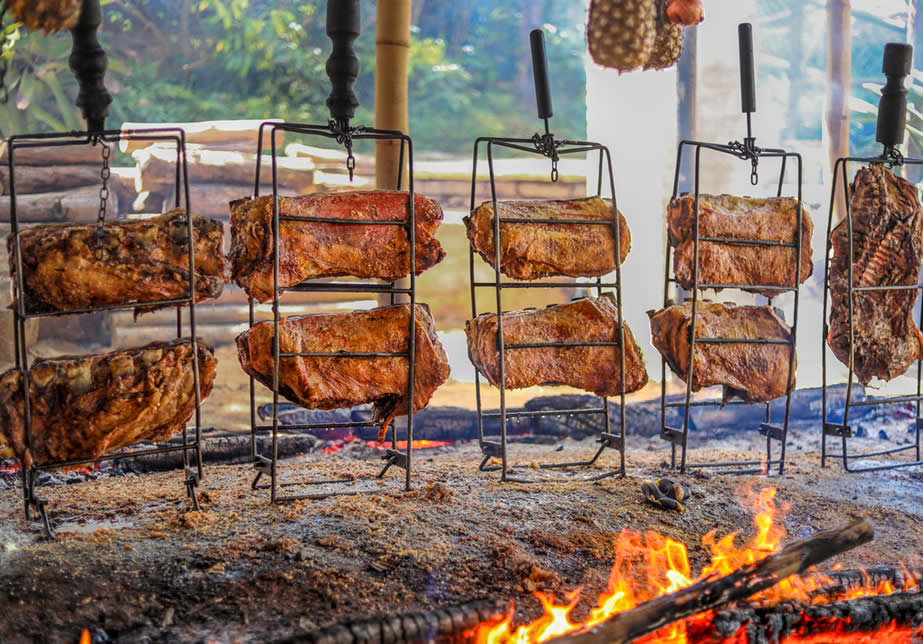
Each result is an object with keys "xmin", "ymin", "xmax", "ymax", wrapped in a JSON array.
[
  {"xmin": 827, "ymin": 164, "xmax": 923, "ymax": 384},
  {"xmin": 236, "ymin": 303, "xmax": 450, "ymax": 441},
  {"xmin": 464, "ymin": 196, "xmax": 630, "ymax": 280},
  {"xmin": 649, "ymin": 302, "xmax": 795, "ymax": 403},
  {"xmin": 8, "ymin": 210, "xmax": 229, "ymax": 314},
  {"xmin": 465, "ymin": 296, "xmax": 648, "ymax": 396},
  {"xmin": 668, "ymin": 194, "xmax": 813, "ymax": 297},
  {"xmin": 229, "ymin": 191, "xmax": 446, "ymax": 302},
  {"xmin": 0, "ymin": 339, "xmax": 216, "ymax": 468}
]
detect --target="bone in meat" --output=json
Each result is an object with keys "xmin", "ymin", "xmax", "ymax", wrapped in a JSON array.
[
  {"xmin": 827, "ymin": 164, "xmax": 923, "ymax": 384},
  {"xmin": 465, "ymin": 296, "xmax": 648, "ymax": 395},
  {"xmin": 236, "ymin": 303, "xmax": 450, "ymax": 441},
  {"xmin": 464, "ymin": 196, "xmax": 630, "ymax": 280},
  {"xmin": 667, "ymin": 194, "xmax": 813, "ymax": 297},
  {"xmin": 8, "ymin": 210, "xmax": 229, "ymax": 315},
  {"xmin": 649, "ymin": 301, "xmax": 795, "ymax": 403},
  {"xmin": 229, "ymin": 191, "xmax": 446, "ymax": 302},
  {"xmin": 0, "ymin": 339, "xmax": 217, "ymax": 468}
]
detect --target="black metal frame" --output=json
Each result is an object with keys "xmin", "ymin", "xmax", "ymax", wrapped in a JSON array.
[
  {"xmin": 247, "ymin": 120, "xmax": 420, "ymax": 502},
  {"xmin": 7, "ymin": 127, "xmax": 202, "ymax": 537},
  {"xmin": 467, "ymin": 132, "xmax": 628, "ymax": 483},
  {"xmin": 821, "ymin": 148, "xmax": 923, "ymax": 473},
  {"xmin": 659, "ymin": 117, "xmax": 804, "ymax": 476}
]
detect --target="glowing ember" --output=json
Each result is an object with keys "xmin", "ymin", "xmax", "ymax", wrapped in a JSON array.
[
  {"xmin": 368, "ymin": 440, "xmax": 453, "ymax": 450},
  {"xmin": 775, "ymin": 619, "xmax": 923, "ymax": 643},
  {"xmin": 474, "ymin": 487, "xmax": 914, "ymax": 644}
]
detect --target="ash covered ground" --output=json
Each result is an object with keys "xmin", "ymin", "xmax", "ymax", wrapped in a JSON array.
[{"xmin": 1, "ymin": 430, "xmax": 921, "ymax": 644}]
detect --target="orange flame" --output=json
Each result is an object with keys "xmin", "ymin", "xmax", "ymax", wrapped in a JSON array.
[
  {"xmin": 79, "ymin": 629, "xmax": 91, "ymax": 644},
  {"xmin": 475, "ymin": 487, "xmax": 912, "ymax": 644}
]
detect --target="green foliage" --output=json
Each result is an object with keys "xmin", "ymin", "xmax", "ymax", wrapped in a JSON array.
[{"xmin": 0, "ymin": 0, "xmax": 588, "ymax": 154}]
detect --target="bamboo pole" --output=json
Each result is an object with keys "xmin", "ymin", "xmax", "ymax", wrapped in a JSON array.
[
  {"xmin": 375, "ymin": 0, "xmax": 411, "ymax": 192},
  {"xmin": 826, "ymin": 0, "xmax": 851, "ymax": 220}
]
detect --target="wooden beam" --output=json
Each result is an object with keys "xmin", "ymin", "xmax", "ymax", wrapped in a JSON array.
[{"xmin": 826, "ymin": 0, "xmax": 851, "ymax": 220}]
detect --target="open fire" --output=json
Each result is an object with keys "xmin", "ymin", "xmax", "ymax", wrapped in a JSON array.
[{"xmin": 473, "ymin": 488, "xmax": 921, "ymax": 644}]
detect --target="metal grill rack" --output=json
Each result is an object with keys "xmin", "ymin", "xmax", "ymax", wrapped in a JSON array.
[
  {"xmin": 8, "ymin": 127, "xmax": 202, "ymax": 537},
  {"xmin": 468, "ymin": 30, "xmax": 628, "ymax": 483},
  {"xmin": 821, "ymin": 43, "xmax": 923, "ymax": 473},
  {"xmin": 247, "ymin": 1, "xmax": 419, "ymax": 501},
  {"xmin": 659, "ymin": 24, "xmax": 804, "ymax": 475}
]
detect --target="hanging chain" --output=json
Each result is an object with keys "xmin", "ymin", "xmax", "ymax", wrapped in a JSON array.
[
  {"xmin": 329, "ymin": 119, "xmax": 364, "ymax": 183},
  {"xmin": 727, "ymin": 138, "xmax": 761, "ymax": 186},
  {"xmin": 94, "ymin": 141, "xmax": 111, "ymax": 260},
  {"xmin": 532, "ymin": 132, "xmax": 562, "ymax": 183},
  {"xmin": 345, "ymin": 142, "xmax": 356, "ymax": 182}
]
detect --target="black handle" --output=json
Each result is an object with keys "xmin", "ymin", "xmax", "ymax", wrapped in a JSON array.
[
  {"xmin": 738, "ymin": 23, "xmax": 756, "ymax": 114},
  {"xmin": 530, "ymin": 29, "xmax": 553, "ymax": 120},
  {"xmin": 876, "ymin": 42, "xmax": 913, "ymax": 147},
  {"xmin": 326, "ymin": 0, "xmax": 361, "ymax": 125},
  {"xmin": 69, "ymin": 0, "xmax": 111, "ymax": 133}
]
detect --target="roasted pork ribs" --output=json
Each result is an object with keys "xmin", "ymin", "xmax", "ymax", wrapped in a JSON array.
[
  {"xmin": 236, "ymin": 303, "xmax": 450, "ymax": 441},
  {"xmin": 667, "ymin": 194, "xmax": 813, "ymax": 297},
  {"xmin": 827, "ymin": 164, "xmax": 923, "ymax": 384},
  {"xmin": 8, "ymin": 210, "xmax": 229, "ymax": 314},
  {"xmin": 466, "ymin": 296, "xmax": 648, "ymax": 396},
  {"xmin": 229, "ymin": 191, "xmax": 446, "ymax": 302},
  {"xmin": 649, "ymin": 302, "xmax": 795, "ymax": 403},
  {"xmin": 464, "ymin": 196, "xmax": 630, "ymax": 280},
  {"xmin": 0, "ymin": 339, "xmax": 216, "ymax": 468}
]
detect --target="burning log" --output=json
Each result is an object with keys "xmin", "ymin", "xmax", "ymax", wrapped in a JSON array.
[
  {"xmin": 275, "ymin": 599, "xmax": 506, "ymax": 644},
  {"xmin": 552, "ymin": 519, "xmax": 874, "ymax": 644},
  {"xmin": 705, "ymin": 592, "xmax": 923, "ymax": 642}
]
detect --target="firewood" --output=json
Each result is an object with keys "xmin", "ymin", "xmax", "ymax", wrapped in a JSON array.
[
  {"xmin": 277, "ymin": 598, "xmax": 506, "ymax": 644},
  {"xmin": 553, "ymin": 519, "xmax": 875, "ymax": 644},
  {"xmin": 0, "ymin": 141, "xmax": 102, "ymax": 166},
  {"xmin": 119, "ymin": 119, "xmax": 285, "ymax": 154},
  {"xmin": 0, "ymin": 164, "xmax": 108, "ymax": 195},
  {"xmin": 135, "ymin": 145, "xmax": 315, "ymax": 194},
  {"xmin": 285, "ymin": 142, "xmax": 375, "ymax": 172},
  {"xmin": 163, "ymin": 182, "xmax": 302, "ymax": 220},
  {"xmin": 0, "ymin": 185, "xmax": 120, "ymax": 223},
  {"xmin": 707, "ymin": 591, "xmax": 923, "ymax": 642}
]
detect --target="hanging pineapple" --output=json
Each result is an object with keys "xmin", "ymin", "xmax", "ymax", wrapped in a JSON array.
[
  {"xmin": 588, "ymin": 0, "xmax": 704, "ymax": 73},
  {"xmin": 4, "ymin": 0, "xmax": 82, "ymax": 34}
]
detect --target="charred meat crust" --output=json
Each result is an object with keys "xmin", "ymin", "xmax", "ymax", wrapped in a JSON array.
[
  {"xmin": 7, "ymin": 210, "xmax": 229, "ymax": 315},
  {"xmin": 667, "ymin": 194, "xmax": 813, "ymax": 297},
  {"xmin": 465, "ymin": 295, "xmax": 648, "ymax": 396},
  {"xmin": 827, "ymin": 165, "xmax": 923, "ymax": 384},
  {"xmin": 649, "ymin": 302, "xmax": 795, "ymax": 404},
  {"xmin": 235, "ymin": 303, "xmax": 450, "ymax": 442},
  {"xmin": 464, "ymin": 196, "xmax": 631, "ymax": 281},
  {"xmin": 228, "ymin": 191, "xmax": 446, "ymax": 302},
  {"xmin": 0, "ymin": 339, "xmax": 217, "ymax": 468}
]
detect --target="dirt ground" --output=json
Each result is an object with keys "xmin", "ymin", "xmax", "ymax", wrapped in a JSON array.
[{"xmin": 1, "ymin": 433, "xmax": 921, "ymax": 644}]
